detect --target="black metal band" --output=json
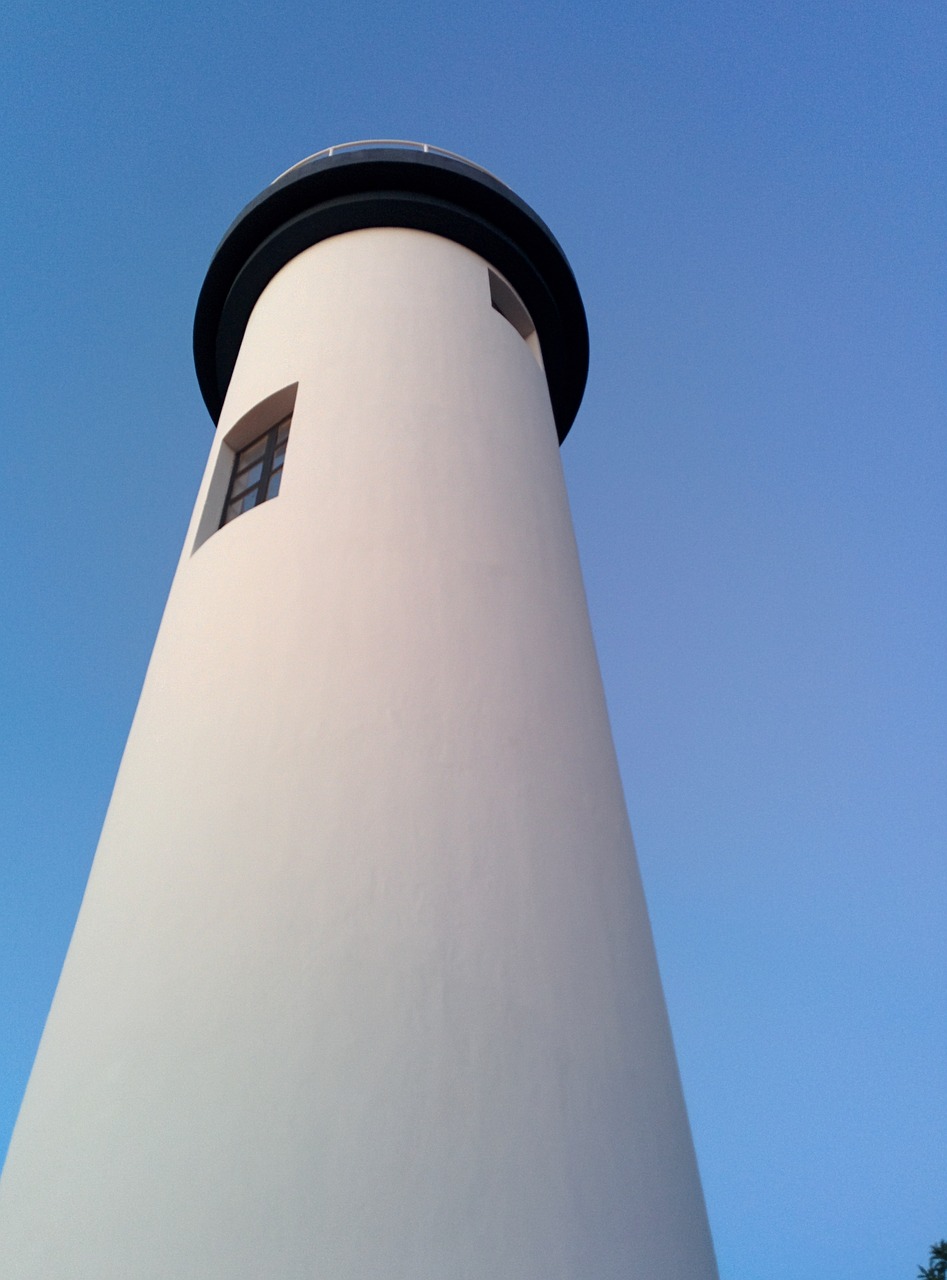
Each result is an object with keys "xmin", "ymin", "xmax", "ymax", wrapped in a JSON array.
[{"xmin": 194, "ymin": 149, "xmax": 589, "ymax": 442}]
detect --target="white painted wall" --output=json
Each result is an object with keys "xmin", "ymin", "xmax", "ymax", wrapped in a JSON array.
[{"xmin": 0, "ymin": 227, "xmax": 717, "ymax": 1278}]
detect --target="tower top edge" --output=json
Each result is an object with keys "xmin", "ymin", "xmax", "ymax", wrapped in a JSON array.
[
  {"xmin": 270, "ymin": 141, "xmax": 508, "ymax": 189},
  {"xmin": 193, "ymin": 145, "xmax": 589, "ymax": 442}
]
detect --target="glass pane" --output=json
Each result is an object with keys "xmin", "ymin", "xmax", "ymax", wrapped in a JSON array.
[
  {"xmin": 276, "ymin": 417, "xmax": 291, "ymax": 444},
  {"xmin": 223, "ymin": 491, "xmax": 256, "ymax": 524},
  {"xmin": 236, "ymin": 437, "xmax": 267, "ymax": 469},
  {"xmin": 232, "ymin": 460, "xmax": 263, "ymax": 496},
  {"xmin": 266, "ymin": 469, "xmax": 282, "ymax": 499},
  {"xmin": 271, "ymin": 442, "xmax": 287, "ymax": 469}
]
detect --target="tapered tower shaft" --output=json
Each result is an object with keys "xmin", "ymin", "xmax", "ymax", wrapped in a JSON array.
[{"xmin": 0, "ymin": 144, "xmax": 716, "ymax": 1279}]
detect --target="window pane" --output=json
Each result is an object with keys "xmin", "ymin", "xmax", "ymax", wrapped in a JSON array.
[
  {"xmin": 236, "ymin": 437, "xmax": 267, "ymax": 469},
  {"xmin": 223, "ymin": 491, "xmax": 256, "ymax": 524},
  {"xmin": 266, "ymin": 469, "xmax": 282, "ymax": 499},
  {"xmin": 276, "ymin": 418, "xmax": 291, "ymax": 445},
  {"xmin": 271, "ymin": 441, "xmax": 287, "ymax": 469},
  {"xmin": 232, "ymin": 460, "xmax": 264, "ymax": 496}
]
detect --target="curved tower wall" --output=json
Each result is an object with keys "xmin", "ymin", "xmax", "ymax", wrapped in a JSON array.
[{"xmin": 0, "ymin": 173, "xmax": 717, "ymax": 1278}]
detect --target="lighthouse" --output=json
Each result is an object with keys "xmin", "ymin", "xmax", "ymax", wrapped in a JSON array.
[{"xmin": 0, "ymin": 142, "xmax": 717, "ymax": 1278}]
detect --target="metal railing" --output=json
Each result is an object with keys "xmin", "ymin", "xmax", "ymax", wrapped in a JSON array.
[{"xmin": 271, "ymin": 140, "xmax": 506, "ymax": 187}]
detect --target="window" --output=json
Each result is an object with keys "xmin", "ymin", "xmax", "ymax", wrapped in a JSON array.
[
  {"xmin": 488, "ymin": 269, "xmax": 542, "ymax": 367},
  {"xmin": 220, "ymin": 414, "xmax": 291, "ymax": 527},
  {"xmin": 191, "ymin": 384, "xmax": 297, "ymax": 554}
]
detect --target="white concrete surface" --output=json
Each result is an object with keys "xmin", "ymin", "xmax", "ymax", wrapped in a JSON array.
[{"xmin": 0, "ymin": 226, "xmax": 717, "ymax": 1278}]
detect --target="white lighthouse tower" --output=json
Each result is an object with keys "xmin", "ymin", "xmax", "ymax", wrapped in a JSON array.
[{"xmin": 0, "ymin": 142, "xmax": 717, "ymax": 1279}]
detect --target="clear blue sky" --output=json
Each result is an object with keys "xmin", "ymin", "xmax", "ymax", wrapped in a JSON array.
[{"xmin": 1, "ymin": 1, "xmax": 944, "ymax": 1275}]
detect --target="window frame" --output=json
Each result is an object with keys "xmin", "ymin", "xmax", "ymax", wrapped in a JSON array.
[{"xmin": 219, "ymin": 413, "xmax": 291, "ymax": 529}]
